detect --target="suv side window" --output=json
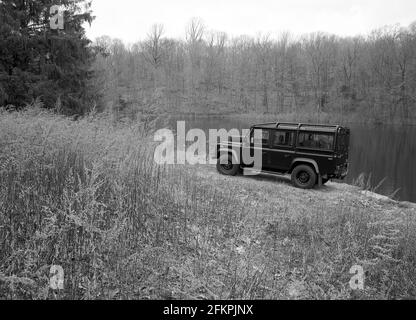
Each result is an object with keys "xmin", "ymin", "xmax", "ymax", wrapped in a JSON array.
[
  {"xmin": 252, "ymin": 129, "xmax": 270, "ymax": 147},
  {"xmin": 272, "ymin": 130, "xmax": 294, "ymax": 148},
  {"xmin": 298, "ymin": 132, "xmax": 335, "ymax": 150}
]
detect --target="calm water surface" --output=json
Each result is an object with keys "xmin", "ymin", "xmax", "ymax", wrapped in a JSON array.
[{"xmin": 165, "ymin": 115, "xmax": 416, "ymax": 203}]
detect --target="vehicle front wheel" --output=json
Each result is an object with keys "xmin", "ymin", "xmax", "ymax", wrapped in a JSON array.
[
  {"xmin": 216, "ymin": 154, "xmax": 240, "ymax": 176},
  {"xmin": 291, "ymin": 165, "xmax": 317, "ymax": 189}
]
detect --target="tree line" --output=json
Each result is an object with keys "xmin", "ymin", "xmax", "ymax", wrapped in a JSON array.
[
  {"xmin": 95, "ymin": 19, "xmax": 416, "ymax": 123},
  {"xmin": 1, "ymin": 2, "xmax": 415, "ymax": 123}
]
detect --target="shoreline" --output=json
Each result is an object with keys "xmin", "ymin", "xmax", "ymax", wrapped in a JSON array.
[
  {"xmin": 164, "ymin": 111, "xmax": 416, "ymax": 126},
  {"xmin": 186, "ymin": 162, "xmax": 416, "ymax": 208}
]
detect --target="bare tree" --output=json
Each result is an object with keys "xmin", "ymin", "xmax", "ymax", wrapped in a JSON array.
[
  {"xmin": 303, "ymin": 33, "xmax": 338, "ymax": 113},
  {"xmin": 142, "ymin": 24, "xmax": 165, "ymax": 69},
  {"xmin": 395, "ymin": 28, "xmax": 416, "ymax": 118},
  {"xmin": 273, "ymin": 32, "xmax": 291, "ymax": 113},
  {"xmin": 255, "ymin": 34, "xmax": 272, "ymax": 113},
  {"xmin": 184, "ymin": 18, "xmax": 206, "ymax": 102},
  {"xmin": 186, "ymin": 18, "xmax": 205, "ymax": 44},
  {"xmin": 141, "ymin": 24, "xmax": 165, "ymax": 89}
]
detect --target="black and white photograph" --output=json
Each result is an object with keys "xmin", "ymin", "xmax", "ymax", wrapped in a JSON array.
[{"xmin": 0, "ymin": 0, "xmax": 416, "ymax": 307}]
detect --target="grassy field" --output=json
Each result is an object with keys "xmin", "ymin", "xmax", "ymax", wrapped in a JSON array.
[{"xmin": 1, "ymin": 108, "xmax": 416, "ymax": 300}]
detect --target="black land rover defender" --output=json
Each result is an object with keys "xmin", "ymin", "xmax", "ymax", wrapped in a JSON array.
[{"xmin": 216, "ymin": 122, "xmax": 350, "ymax": 189}]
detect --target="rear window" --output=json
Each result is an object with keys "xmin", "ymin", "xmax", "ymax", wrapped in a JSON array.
[
  {"xmin": 337, "ymin": 133, "xmax": 349, "ymax": 152},
  {"xmin": 298, "ymin": 132, "xmax": 335, "ymax": 150}
]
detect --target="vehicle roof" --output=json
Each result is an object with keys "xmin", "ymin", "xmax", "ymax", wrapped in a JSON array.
[{"xmin": 252, "ymin": 122, "xmax": 348, "ymax": 133}]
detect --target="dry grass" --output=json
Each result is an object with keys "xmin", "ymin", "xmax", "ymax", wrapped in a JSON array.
[{"xmin": 1, "ymin": 107, "xmax": 416, "ymax": 300}]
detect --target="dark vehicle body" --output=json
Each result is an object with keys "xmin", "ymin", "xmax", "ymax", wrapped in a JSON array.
[{"xmin": 216, "ymin": 122, "xmax": 350, "ymax": 189}]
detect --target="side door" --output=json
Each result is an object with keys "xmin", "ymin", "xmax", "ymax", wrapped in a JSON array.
[
  {"xmin": 296, "ymin": 131, "xmax": 336, "ymax": 175},
  {"xmin": 242, "ymin": 128, "xmax": 271, "ymax": 170},
  {"xmin": 268, "ymin": 129, "xmax": 296, "ymax": 172}
]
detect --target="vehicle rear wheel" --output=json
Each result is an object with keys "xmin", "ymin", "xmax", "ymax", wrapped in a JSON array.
[
  {"xmin": 217, "ymin": 154, "xmax": 240, "ymax": 176},
  {"xmin": 291, "ymin": 165, "xmax": 317, "ymax": 189}
]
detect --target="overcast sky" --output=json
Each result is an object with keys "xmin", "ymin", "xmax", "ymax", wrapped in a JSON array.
[{"xmin": 85, "ymin": 0, "xmax": 416, "ymax": 43}]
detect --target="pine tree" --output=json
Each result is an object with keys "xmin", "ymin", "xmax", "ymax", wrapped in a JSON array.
[{"xmin": 0, "ymin": 0, "xmax": 96, "ymax": 114}]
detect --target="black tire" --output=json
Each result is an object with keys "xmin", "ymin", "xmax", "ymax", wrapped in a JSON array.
[
  {"xmin": 217, "ymin": 154, "xmax": 240, "ymax": 176},
  {"xmin": 291, "ymin": 165, "xmax": 317, "ymax": 189}
]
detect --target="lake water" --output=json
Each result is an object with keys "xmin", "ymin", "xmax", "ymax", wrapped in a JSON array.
[{"xmin": 165, "ymin": 115, "xmax": 416, "ymax": 203}]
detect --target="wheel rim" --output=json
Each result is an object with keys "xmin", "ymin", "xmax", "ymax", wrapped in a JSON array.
[
  {"xmin": 297, "ymin": 171, "xmax": 310, "ymax": 184},
  {"xmin": 221, "ymin": 160, "xmax": 233, "ymax": 171}
]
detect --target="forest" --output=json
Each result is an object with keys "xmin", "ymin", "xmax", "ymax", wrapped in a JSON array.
[
  {"xmin": 1, "ymin": 1, "xmax": 415, "ymax": 124},
  {"xmin": 94, "ymin": 19, "xmax": 416, "ymax": 124}
]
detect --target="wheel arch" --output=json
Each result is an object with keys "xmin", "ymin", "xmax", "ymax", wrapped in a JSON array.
[
  {"xmin": 290, "ymin": 158, "xmax": 319, "ymax": 174},
  {"xmin": 218, "ymin": 148, "xmax": 240, "ymax": 164}
]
